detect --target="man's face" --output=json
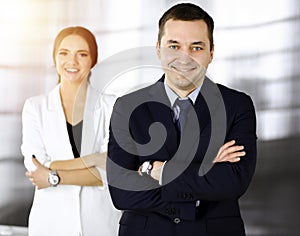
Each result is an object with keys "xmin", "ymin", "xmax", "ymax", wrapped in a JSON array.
[{"xmin": 157, "ymin": 19, "xmax": 214, "ymax": 93}]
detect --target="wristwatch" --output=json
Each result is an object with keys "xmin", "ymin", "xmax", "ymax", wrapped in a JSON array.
[
  {"xmin": 141, "ymin": 161, "xmax": 153, "ymax": 176},
  {"xmin": 48, "ymin": 169, "xmax": 60, "ymax": 187}
]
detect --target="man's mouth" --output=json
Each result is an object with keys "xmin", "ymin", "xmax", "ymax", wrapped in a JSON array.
[{"xmin": 170, "ymin": 65, "xmax": 196, "ymax": 73}]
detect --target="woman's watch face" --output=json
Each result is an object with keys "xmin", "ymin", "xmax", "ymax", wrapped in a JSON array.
[
  {"xmin": 48, "ymin": 171, "xmax": 60, "ymax": 186},
  {"xmin": 50, "ymin": 175, "xmax": 59, "ymax": 184}
]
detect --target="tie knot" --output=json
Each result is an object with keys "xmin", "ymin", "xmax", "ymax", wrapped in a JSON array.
[{"xmin": 175, "ymin": 98, "xmax": 191, "ymax": 111}]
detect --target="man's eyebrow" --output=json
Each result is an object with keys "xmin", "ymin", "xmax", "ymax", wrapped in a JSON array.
[
  {"xmin": 166, "ymin": 40, "xmax": 206, "ymax": 46},
  {"xmin": 192, "ymin": 41, "xmax": 206, "ymax": 46},
  {"xmin": 167, "ymin": 40, "xmax": 179, "ymax": 44}
]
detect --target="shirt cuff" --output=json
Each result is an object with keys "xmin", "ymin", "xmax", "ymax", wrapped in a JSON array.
[{"xmin": 159, "ymin": 161, "xmax": 167, "ymax": 185}]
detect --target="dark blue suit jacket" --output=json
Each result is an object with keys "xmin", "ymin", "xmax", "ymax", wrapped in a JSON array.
[{"xmin": 107, "ymin": 76, "xmax": 257, "ymax": 236}]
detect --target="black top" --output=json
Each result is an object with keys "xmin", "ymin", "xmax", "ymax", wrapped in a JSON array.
[{"xmin": 66, "ymin": 120, "xmax": 83, "ymax": 158}]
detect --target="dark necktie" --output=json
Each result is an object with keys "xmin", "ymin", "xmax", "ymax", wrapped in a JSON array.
[{"xmin": 175, "ymin": 98, "xmax": 191, "ymax": 135}]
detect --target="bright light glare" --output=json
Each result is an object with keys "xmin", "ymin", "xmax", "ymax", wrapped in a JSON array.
[{"xmin": 0, "ymin": 1, "xmax": 49, "ymax": 66}]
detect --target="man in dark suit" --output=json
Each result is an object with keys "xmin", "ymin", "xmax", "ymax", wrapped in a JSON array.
[{"xmin": 107, "ymin": 3, "xmax": 256, "ymax": 236}]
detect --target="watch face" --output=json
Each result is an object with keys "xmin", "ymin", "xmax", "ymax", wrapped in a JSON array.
[
  {"xmin": 141, "ymin": 161, "xmax": 153, "ymax": 175},
  {"xmin": 49, "ymin": 174, "xmax": 59, "ymax": 185},
  {"xmin": 141, "ymin": 162, "xmax": 150, "ymax": 173}
]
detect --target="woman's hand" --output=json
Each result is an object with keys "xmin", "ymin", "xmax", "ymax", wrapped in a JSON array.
[
  {"xmin": 26, "ymin": 157, "xmax": 50, "ymax": 190},
  {"xmin": 213, "ymin": 140, "xmax": 245, "ymax": 163}
]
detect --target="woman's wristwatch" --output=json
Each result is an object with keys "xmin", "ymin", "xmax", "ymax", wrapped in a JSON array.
[{"xmin": 48, "ymin": 169, "xmax": 60, "ymax": 187}]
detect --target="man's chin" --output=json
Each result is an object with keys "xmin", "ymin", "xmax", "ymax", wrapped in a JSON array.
[
  {"xmin": 175, "ymin": 75, "xmax": 204, "ymax": 89},
  {"xmin": 175, "ymin": 74, "xmax": 195, "ymax": 83},
  {"xmin": 174, "ymin": 79, "xmax": 195, "ymax": 90}
]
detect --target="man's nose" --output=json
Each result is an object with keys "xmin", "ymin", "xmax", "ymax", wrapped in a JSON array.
[{"xmin": 176, "ymin": 48, "xmax": 193, "ymax": 63}]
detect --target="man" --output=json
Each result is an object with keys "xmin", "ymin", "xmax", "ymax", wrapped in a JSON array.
[{"xmin": 107, "ymin": 3, "xmax": 256, "ymax": 236}]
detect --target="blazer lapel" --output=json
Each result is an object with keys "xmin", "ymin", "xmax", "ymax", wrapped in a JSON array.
[
  {"xmin": 46, "ymin": 85, "xmax": 74, "ymax": 160},
  {"xmin": 81, "ymin": 85, "xmax": 98, "ymax": 156},
  {"xmin": 194, "ymin": 77, "xmax": 225, "ymax": 132},
  {"xmin": 146, "ymin": 79, "xmax": 179, "ymax": 159}
]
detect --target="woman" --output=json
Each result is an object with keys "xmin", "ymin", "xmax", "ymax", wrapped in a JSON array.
[{"xmin": 21, "ymin": 26, "xmax": 121, "ymax": 236}]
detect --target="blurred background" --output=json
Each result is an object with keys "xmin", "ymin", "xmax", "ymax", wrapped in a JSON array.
[{"xmin": 0, "ymin": 0, "xmax": 299, "ymax": 235}]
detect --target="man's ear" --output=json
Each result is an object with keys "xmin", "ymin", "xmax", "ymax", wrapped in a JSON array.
[
  {"xmin": 156, "ymin": 41, "xmax": 161, "ymax": 59},
  {"xmin": 209, "ymin": 45, "xmax": 214, "ymax": 62}
]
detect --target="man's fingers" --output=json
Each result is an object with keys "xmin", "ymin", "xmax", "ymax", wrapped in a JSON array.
[
  {"xmin": 214, "ymin": 151, "xmax": 246, "ymax": 163},
  {"xmin": 224, "ymin": 145, "xmax": 244, "ymax": 155},
  {"xmin": 216, "ymin": 140, "xmax": 236, "ymax": 157},
  {"xmin": 219, "ymin": 146, "xmax": 244, "ymax": 158},
  {"xmin": 213, "ymin": 141, "xmax": 246, "ymax": 163},
  {"xmin": 225, "ymin": 151, "xmax": 246, "ymax": 160},
  {"xmin": 219, "ymin": 140, "xmax": 235, "ymax": 152},
  {"xmin": 228, "ymin": 157, "xmax": 241, "ymax": 163}
]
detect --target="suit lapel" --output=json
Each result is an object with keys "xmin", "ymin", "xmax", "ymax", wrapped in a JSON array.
[
  {"xmin": 146, "ymin": 79, "xmax": 179, "ymax": 160},
  {"xmin": 193, "ymin": 77, "xmax": 224, "ymax": 133},
  {"xmin": 193, "ymin": 92, "xmax": 210, "ymax": 133}
]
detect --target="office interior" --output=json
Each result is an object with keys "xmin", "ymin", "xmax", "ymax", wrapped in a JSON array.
[{"xmin": 0, "ymin": 0, "xmax": 299, "ymax": 235}]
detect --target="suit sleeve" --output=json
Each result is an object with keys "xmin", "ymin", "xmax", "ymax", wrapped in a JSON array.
[
  {"xmin": 21, "ymin": 98, "xmax": 50, "ymax": 171},
  {"xmin": 107, "ymin": 97, "xmax": 197, "ymax": 220},
  {"xmin": 161, "ymin": 93, "xmax": 257, "ymax": 202}
]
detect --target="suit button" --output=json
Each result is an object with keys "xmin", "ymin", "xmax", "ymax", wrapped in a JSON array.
[{"xmin": 174, "ymin": 218, "xmax": 181, "ymax": 224}]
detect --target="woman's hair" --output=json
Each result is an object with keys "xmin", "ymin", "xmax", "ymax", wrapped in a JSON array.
[{"xmin": 53, "ymin": 26, "xmax": 98, "ymax": 68}]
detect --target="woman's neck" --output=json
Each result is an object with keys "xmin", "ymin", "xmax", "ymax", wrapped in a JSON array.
[
  {"xmin": 59, "ymin": 80, "xmax": 88, "ymax": 125},
  {"xmin": 60, "ymin": 79, "xmax": 87, "ymax": 98}
]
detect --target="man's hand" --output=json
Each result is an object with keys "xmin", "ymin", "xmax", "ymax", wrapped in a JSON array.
[
  {"xmin": 26, "ymin": 157, "xmax": 51, "ymax": 190},
  {"xmin": 213, "ymin": 140, "xmax": 245, "ymax": 163},
  {"xmin": 149, "ymin": 161, "xmax": 165, "ymax": 181}
]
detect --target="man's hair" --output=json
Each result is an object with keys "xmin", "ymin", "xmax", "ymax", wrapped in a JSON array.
[{"xmin": 158, "ymin": 3, "xmax": 214, "ymax": 51}]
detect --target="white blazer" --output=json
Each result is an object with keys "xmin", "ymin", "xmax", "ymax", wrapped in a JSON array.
[{"xmin": 21, "ymin": 84, "xmax": 121, "ymax": 236}]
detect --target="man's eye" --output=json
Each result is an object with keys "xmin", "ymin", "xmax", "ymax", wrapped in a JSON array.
[
  {"xmin": 192, "ymin": 47, "xmax": 203, "ymax": 51},
  {"xmin": 169, "ymin": 45, "xmax": 179, "ymax": 50}
]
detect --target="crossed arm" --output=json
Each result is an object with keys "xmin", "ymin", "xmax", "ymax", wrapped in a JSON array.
[
  {"xmin": 149, "ymin": 140, "xmax": 245, "ymax": 181},
  {"xmin": 22, "ymin": 99, "xmax": 107, "ymax": 189},
  {"xmin": 26, "ymin": 153, "xmax": 107, "ymax": 189},
  {"xmin": 107, "ymin": 92, "xmax": 256, "ymax": 217}
]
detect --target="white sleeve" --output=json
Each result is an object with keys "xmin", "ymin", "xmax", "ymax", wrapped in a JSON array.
[
  {"xmin": 95, "ymin": 94, "xmax": 117, "ymax": 187},
  {"xmin": 98, "ymin": 94, "xmax": 117, "ymax": 153},
  {"xmin": 21, "ymin": 98, "xmax": 50, "ymax": 171}
]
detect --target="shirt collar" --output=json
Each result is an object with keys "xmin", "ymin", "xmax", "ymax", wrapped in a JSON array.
[{"xmin": 164, "ymin": 79, "xmax": 202, "ymax": 107}]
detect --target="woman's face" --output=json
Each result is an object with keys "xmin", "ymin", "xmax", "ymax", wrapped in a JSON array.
[{"xmin": 55, "ymin": 35, "xmax": 92, "ymax": 84}]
